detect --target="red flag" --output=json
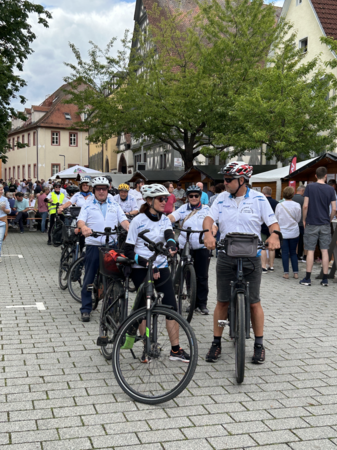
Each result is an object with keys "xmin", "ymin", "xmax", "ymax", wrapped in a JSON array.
[{"xmin": 289, "ymin": 156, "xmax": 297, "ymax": 189}]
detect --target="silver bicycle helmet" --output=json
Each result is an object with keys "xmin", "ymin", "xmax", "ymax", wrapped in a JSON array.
[
  {"xmin": 91, "ymin": 177, "xmax": 110, "ymax": 188},
  {"xmin": 79, "ymin": 176, "xmax": 91, "ymax": 185},
  {"xmin": 141, "ymin": 184, "xmax": 170, "ymax": 199}
]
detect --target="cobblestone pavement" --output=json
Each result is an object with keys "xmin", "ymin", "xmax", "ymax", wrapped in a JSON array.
[{"xmin": 1, "ymin": 231, "xmax": 337, "ymax": 449}]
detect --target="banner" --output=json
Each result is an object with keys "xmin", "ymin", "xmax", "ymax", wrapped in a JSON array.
[{"xmin": 289, "ymin": 156, "xmax": 297, "ymax": 189}]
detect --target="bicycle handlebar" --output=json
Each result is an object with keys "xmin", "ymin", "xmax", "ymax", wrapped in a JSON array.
[{"xmin": 138, "ymin": 229, "xmax": 170, "ymax": 259}]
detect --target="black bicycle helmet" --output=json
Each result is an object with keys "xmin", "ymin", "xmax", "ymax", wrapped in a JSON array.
[
  {"xmin": 186, "ymin": 185, "xmax": 202, "ymax": 195},
  {"xmin": 66, "ymin": 185, "xmax": 80, "ymax": 195}
]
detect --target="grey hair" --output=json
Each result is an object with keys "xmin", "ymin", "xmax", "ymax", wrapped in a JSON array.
[{"xmin": 0, "ymin": 184, "xmax": 3, "ymax": 189}]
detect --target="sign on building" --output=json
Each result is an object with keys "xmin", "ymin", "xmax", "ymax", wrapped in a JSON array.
[{"xmin": 174, "ymin": 158, "xmax": 183, "ymax": 167}]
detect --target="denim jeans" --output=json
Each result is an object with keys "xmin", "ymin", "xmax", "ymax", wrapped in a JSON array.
[
  {"xmin": 281, "ymin": 237, "xmax": 299, "ymax": 274},
  {"xmin": 0, "ymin": 222, "xmax": 6, "ymax": 256},
  {"xmin": 40, "ymin": 211, "xmax": 48, "ymax": 232}
]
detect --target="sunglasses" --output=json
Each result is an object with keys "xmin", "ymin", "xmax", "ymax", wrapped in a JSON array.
[
  {"xmin": 188, "ymin": 194, "xmax": 200, "ymax": 199},
  {"xmin": 224, "ymin": 178, "xmax": 235, "ymax": 183},
  {"xmin": 96, "ymin": 187, "xmax": 108, "ymax": 192},
  {"xmin": 156, "ymin": 196, "xmax": 169, "ymax": 203}
]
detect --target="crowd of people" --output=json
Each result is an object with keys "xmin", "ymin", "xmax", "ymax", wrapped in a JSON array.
[{"xmin": 0, "ymin": 162, "xmax": 336, "ymax": 365}]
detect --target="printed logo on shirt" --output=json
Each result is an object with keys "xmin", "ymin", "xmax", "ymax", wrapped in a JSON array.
[
  {"xmin": 241, "ymin": 207, "xmax": 253, "ymax": 214},
  {"xmin": 269, "ymin": 213, "xmax": 275, "ymax": 217},
  {"xmin": 137, "ymin": 224, "xmax": 145, "ymax": 229}
]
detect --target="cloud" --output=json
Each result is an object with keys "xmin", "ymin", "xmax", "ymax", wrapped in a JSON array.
[{"xmin": 11, "ymin": 1, "xmax": 135, "ymax": 111}]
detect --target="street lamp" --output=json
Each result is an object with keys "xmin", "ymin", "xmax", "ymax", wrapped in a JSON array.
[{"xmin": 59, "ymin": 154, "xmax": 65, "ymax": 170}]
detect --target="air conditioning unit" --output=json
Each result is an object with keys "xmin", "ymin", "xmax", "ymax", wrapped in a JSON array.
[{"xmin": 137, "ymin": 162, "xmax": 146, "ymax": 171}]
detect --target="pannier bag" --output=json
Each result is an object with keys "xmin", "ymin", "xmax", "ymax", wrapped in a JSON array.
[
  {"xmin": 99, "ymin": 248, "xmax": 127, "ymax": 277},
  {"xmin": 52, "ymin": 221, "xmax": 64, "ymax": 247},
  {"xmin": 225, "ymin": 233, "xmax": 259, "ymax": 258}
]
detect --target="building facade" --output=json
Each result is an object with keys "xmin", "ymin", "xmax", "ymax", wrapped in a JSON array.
[{"xmin": 3, "ymin": 84, "xmax": 89, "ymax": 181}]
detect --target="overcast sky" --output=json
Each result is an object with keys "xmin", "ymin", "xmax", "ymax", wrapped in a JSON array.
[{"xmin": 11, "ymin": 0, "xmax": 284, "ymax": 111}]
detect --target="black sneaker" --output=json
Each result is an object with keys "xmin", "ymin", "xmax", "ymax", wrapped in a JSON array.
[
  {"xmin": 47, "ymin": 240, "xmax": 52, "ymax": 246},
  {"xmin": 169, "ymin": 348, "xmax": 190, "ymax": 363},
  {"xmin": 299, "ymin": 277, "xmax": 311, "ymax": 286},
  {"xmin": 262, "ymin": 268, "xmax": 268, "ymax": 274},
  {"xmin": 321, "ymin": 279, "xmax": 329, "ymax": 287},
  {"xmin": 206, "ymin": 343, "xmax": 221, "ymax": 362},
  {"xmin": 81, "ymin": 313, "xmax": 90, "ymax": 322},
  {"xmin": 252, "ymin": 344, "xmax": 265, "ymax": 364},
  {"xmin": 200, "ymin": 307, "xmax": 209, "ymax": 315},
  {"xmin": 268, "ymin": 267, "xmax": 274, "ymax": 272}
]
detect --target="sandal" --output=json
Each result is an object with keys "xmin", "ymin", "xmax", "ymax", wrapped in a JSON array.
[{"xmin": 283, "ymin": 274, "xmax": 289, "ymax": 279}]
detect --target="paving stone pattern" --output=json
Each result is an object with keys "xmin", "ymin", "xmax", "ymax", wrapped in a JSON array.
[{"xmin": 1, "ymin": 232, "xmax": 337, "ymax": 449}]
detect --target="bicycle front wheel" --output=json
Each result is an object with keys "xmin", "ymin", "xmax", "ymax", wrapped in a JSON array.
[
  {"xmin": 100, "ymin": 280, "xmax": 124, "ymax": 360},
  {"xmin": 58, "ymin": 246, "xmax": 73, "ymax": 290},
  {"xmin": 67, "ymin": 256, "xmax": 85, "ymax": 303},
  {"xmin": 112, "ymin": 306, "xmax": 198, "ymax": 405},
  {"xmin": 235, "ymin": 293, "xmax": 246, "ymax": 384}
]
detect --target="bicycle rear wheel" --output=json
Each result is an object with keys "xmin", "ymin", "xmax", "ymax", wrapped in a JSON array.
[
  {"xmin": 112, "ymin": 306, "xmax": 198, "ymax": 404},
  {"xmin": 235, "ymin": 293, "xmax": 245, "ymax": 384},
  {"xmin": 58, "ymin": 246, "xmax": 73, "ymax": 290},
  {"xmin": 176, "ymin": 264, "xmax": 196, "ymax": 323},
  {"xmin": 100, "ymin": 280, "xmax": 124, "ymax": 360},
  {"xmin": 67, "ymin": 256, "xmax": 85, "ymax": 303}
]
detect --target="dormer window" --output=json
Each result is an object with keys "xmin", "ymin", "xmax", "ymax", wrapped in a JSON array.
[
  {"xmin": 64, "ymin": 113, "xmax": 71, "ymax": 120},
  {"xmin": 296, "ymin": 0, "xmax": 303, "ymax": 5},
  {"xmin": 299, "ymin": 37, "xmax": 308, "ymax": 53}
]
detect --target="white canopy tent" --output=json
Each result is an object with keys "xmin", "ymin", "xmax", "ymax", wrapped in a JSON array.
[
  {"xmin": 251, "ymin": 157, "xmax": 318, "ymax": 199},
  {"xmin": 50, "ymin": 165, "xmax": 101, "ymax": 180}
]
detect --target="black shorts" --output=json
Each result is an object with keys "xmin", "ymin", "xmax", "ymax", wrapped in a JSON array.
[
  {"xmin": 131, "ymin": 268, "xmax": 177, "ymax": 311},
  {"xmin": 216, "ymin": 253, "xmax": 261, "ymax": 304}
]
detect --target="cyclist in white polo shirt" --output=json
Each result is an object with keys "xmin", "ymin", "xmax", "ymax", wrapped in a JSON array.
[
  {"xmin": 114, "ymin": 184, "xmax": 139, "ymax": 215},
  {"xmin": 203, "ymin": 162, "xmax": 282, "ymax": 364}
]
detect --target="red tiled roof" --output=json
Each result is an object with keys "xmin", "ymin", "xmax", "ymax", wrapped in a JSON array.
[
  {"xmin": 311, "ymin": 0, "xmax": 337, "ymax": 40},
  {"xmin": 32, "ymin": 106, "xmax": 50, "ymax": 112}
]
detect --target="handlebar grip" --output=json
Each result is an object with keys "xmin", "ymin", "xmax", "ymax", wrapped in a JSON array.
[
  {"xmin": 138, "ymin": 229, "xmax": 152, "ymax": 244},
  {"xmin": 199, "ymin": 229, "xmax": 209, "ymax": 245}
]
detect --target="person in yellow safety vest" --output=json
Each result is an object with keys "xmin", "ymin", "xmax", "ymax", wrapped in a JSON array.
[{"xmin": 44, "ymin": 183, "xmax": 67, "ymax": 245}]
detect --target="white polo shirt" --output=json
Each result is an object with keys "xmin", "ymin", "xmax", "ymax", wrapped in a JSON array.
[
  {"xmin": 70, "ymin": 192, "xmax": 94, "ymax": 207},
  {"xmin": 208, "ymin": 187, "xmax": 277, "ymax": 240},
  {"xmin": 77, "ymin": 197, "xmax": 127, "ymax": 246},
  {"xmin": 130, "ymin": 189, "xmax": 145, "ymax": 210},
  {"xmin": 126, "ymin": 213, "xmax": 172, "ymax": 268},
  {"xmin": 171, "ymin": 204, "xmax": 210, "ymax": 250},
  {"xmin": 114, "ymin": 194, "xmax": 139, "ymax": 213}
]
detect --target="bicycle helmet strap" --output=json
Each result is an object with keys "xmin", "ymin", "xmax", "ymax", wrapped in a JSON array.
[{"xmin": 232, "ymin": 179, "xmax": 246, "ymax": 198}]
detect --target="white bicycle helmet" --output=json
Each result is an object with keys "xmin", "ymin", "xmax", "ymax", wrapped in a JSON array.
[
  {"xmin": 91, "ymin": 177, "xmax": 110, "ymax": 188},
  {"xmin": 79, "ymin": 176, "xmax": 91, "ymax": 185},
  {"xmin": 141, "ymin": 184, "xmax": 170, "ymax": 199},
  {"xmin": 219, "ymin": 161, "xmax": 253, "ymax": 180}
]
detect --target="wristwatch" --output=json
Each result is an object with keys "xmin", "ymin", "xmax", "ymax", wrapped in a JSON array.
[{"xmin": 272, "ymin": 230, "xmax": 283, "ymax": 241}]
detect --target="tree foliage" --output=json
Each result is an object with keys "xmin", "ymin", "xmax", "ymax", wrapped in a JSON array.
[{"xmin": 0, "ymin": 0, "xmax": 51, "ymax": 162}]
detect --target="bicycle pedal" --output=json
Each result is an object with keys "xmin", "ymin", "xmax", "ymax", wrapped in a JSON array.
[
  {"xmin": 218, "ymin": 320, "xmax": 229, "ymax": 327},
  {"xmin": 97, "ymin": 336, "xmax": 109, "ymax": 347}
]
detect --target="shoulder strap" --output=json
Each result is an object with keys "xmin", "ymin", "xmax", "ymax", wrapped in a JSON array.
[
  {"xmin": 181, "ymin": 206, "xmax": 203, "ymax": 227},
  {"xmin": 280, "ymin": 203, "xmax": 297, "ymax": 223}
]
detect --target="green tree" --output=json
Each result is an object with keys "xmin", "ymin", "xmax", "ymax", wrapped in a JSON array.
[
  {"xmin": 0, "ymin": 0, "xmax": 51, "ymax": 162},
  {"xmin": 218, "ymin": 25, "xmax": 337, "ymax": 162},
  {"xmin": 64, "ymin": 0, "xmax": 282, "ymax": 170}
]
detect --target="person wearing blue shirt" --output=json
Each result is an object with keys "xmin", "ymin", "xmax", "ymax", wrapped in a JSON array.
[
  {"xmin": 77, "ymin": 177, "xmax": 129, "ymax": 323},
  {"xmin": 196, "ymin": 182, "xmax": 209, "ymax": 205},
  {"xmin": 12, "ymin": 192, "xmax": 30, "ymax": 233}
]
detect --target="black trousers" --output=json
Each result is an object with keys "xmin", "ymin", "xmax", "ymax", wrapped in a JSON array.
[
  {"xmin": 132, "ymin": 268, "xmax": 177, "ymax": 311},
  {"xmin": 191, "ymin": 248, "xmax": 210, "ymax": 308},
  {"xmin": 298, "ymin": 225, "xmax": 304, "ymax": 258},
  {"xmin": 48, "ymin": 214, "xmax": 64, "ymax": 241}
]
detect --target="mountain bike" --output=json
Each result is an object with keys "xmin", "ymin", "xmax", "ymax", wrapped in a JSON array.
[
  {"xmin": 112, "ymin": 229, "xmax": 198, "ymax": 405},
  {"xmin": 58, "ymin": 207, "xmax": 83, "ymax": 290},
  {"xmin": 173, "ymin": 228, "xmax": 208, "ymax": 323},
  {"xmin": 216, "ymin": 233, "xmax": 266, "ymax": 384}
]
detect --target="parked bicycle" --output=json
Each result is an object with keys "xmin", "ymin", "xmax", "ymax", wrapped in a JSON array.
[
  {"xmin": 216, "ymin": 232, "xmax": 266, "ymax": 384},
  {"xmin": 111, "ymin": 229, "xmax": 198, "ymax": 405},
  {"xmin": 173, "ymin": 228, "xmax": 208, "ymax": 323}
]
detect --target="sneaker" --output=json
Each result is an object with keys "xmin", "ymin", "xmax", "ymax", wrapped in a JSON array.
[
  {"xmin": 47, "ymin": 240, "xmax": 52, "ymax": 246},
  {"xmin": 199, "ymin": 307, "xmax": 209, "ymax": 315},
  {"xmin": 141, "ymin": 348, "xmax": 151, "ymax": 364},
  {"xmin": 299, "ymin": 258, "xmax": 307, "ymax": 263},
  {"xmin": 206, "ymin": 343, "xmax": 221, "ymax": 363},
  {"xmin": 268, "ymin": 267, "xmax": 274, "ymax": 272},
  {"xmin": 299, "ymin": 277, "xmax": 311, "ymax": 286},
  {"xmin": 169, "ymin": 348, "xmax": 190, "ymax": 363},
  {"xmin": 262, "ymin": 268, "xmax": 268, "ymax": 274},
  {"xmin": 81, "ymin": 313, "xmax": 90, "ymax": 322},
  {"xmin": 252, "ymin": 344, "xmax": 265, "ymax": 364},
  {"xmin": 321, "ymin": 279, "xmax": 329, "ymax": 287},
  {"xmin": 12, "ymin": 224, "xmax": 18, "ymax": 229}
]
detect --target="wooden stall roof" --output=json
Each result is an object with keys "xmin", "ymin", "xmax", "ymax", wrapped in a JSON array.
[
  {"xmin": 282, "ymin": 153, "xmax": 337, "ymax": 182},
  {"xmin": 127, "ymin": 170, "xmax": 182, "ymax": 183}
]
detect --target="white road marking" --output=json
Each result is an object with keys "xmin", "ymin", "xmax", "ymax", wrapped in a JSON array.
[{"xmin": 6, "ymin": 302, "xmax": 46, "ymax": 311}]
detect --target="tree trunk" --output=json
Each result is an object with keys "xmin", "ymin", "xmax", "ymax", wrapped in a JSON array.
[{"xmin": 183, "ymin": 143, "xmax": 196, "ymax": 172}]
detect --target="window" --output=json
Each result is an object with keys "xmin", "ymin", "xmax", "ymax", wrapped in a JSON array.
[
  {"xmin": 69, "ymin": 132, "xmax": 77, "ymax": 146},
  {"xmin": 28, "ymin": 164, "xmax": 31, "ymax": 178},
  {"xmin": 33, "ymin": 132, "xmax": 36, "ymax": 146},
  {"xmin": 22, "ymin": 165, "xmax": 25, "ymax": 178},
  {"xmin": 296, "ymin": 0, "xmax": 302, "ymax": 5},
  {"xmin": 51, "ymin": 131, "xmax": 60, "ymax": 145},
  {"xmin": 159, "ymin": 154, "xmax": 163, "ymax": 170},
  {"xmin": 5, "ymin": 169, "xmax": 7, "ymax": 180},
  {"xmin": 299, "ymin": 37, "xmax": 308, "ymax": 53},
  {"xmin": 13, "ymin": 166, "xmax": 15, "ymax": 178},
  {"xmin": 17, "ymin": 136, "xmax": 20, "ymax": 144},
  {"xmin": 9, "ymin": 168, "xmax": 11, "ymax": 178},
  {"xmin": 33, "ymin": 164, "xmax": 37, "ymax": 178},
  {"xmin": 17, "ymin": 166, "xmax": 20, "ymax": 179},
  {"xmin": 12, "ymin": 138, "xmax": 14, "ymax": 151},
  {"xmin": 143, "ymin": 152, "xmax": 147, "ymax": 163},
  {"xmin": 163, "ymin": 154, "xmax": 167, "ymax": 169},
  {"xmin": 51, "ymin": 164, "xmax": 60, "ymax": 176},
  {"xmin": 28, "ymin": 133, "xmax": 31, "ymax": 147},
  {"xmin": 134, "ymin": 154, "xmax": 141, "ymax": 168},
  {"xmin": 22, "ymin": 134, "xmax": 25, "ymax": 144},
  {"xmin": 64, "ymin": 113, "xmax": 71, "ymax": 120}
]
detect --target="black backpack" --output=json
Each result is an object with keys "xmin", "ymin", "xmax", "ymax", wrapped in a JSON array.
[{"xmin": 52, "ymin": 220, "xmax": 64, "ymax": 247}]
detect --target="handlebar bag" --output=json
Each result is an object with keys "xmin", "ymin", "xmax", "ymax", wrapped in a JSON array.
[
  {"xmin": 225, "ymin": 233, "xmax": 258, "ymax": 258},
  {"xmin": 99, "ymin": 248, "xmax": 126, "ymax": 277}
]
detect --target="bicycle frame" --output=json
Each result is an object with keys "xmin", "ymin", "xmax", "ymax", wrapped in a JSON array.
[{"xmin": 229, "ymin": 259, "xmax": 251, "ymax": 340}]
